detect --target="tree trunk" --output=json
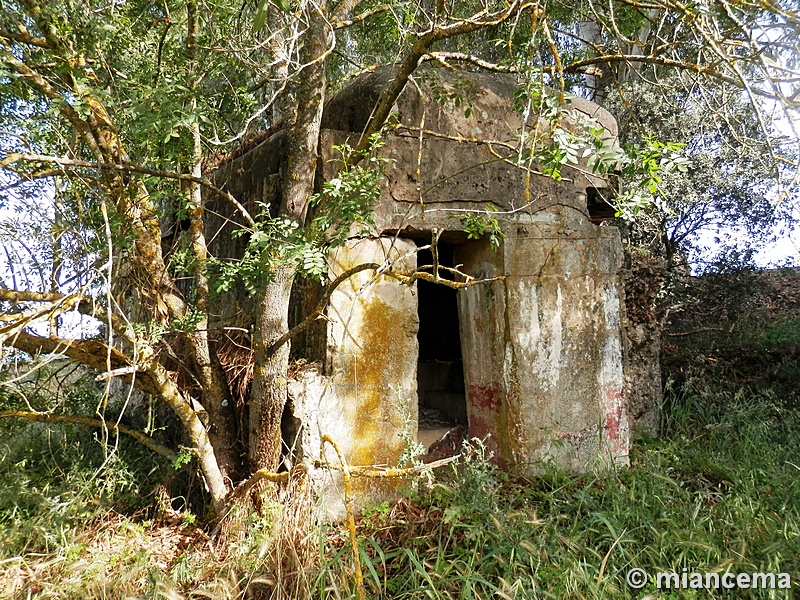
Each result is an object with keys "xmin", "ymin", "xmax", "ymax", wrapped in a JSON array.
[
  {"xmin": 249, "ymin": 265, "xmax": 294, "ymax": 471},
  {"xmin": 247, "ymin": 1, "xmax": 329, "ymax": 471},
  {"xmin": 144, "ymin": 354, "xmax": 229, "ymax": 515},
  {"xmin": 185, "ymin": 0, "xmax": 241, "ymax": 482}
]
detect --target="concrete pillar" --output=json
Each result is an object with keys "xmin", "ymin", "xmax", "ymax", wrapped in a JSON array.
[
  {"xmin": 288, "ymin": 237, "xmax": 419, "ymax": 518},
  {"xmin": 458, "ymin": 225, "xmax": 630, "ymax": 471}
]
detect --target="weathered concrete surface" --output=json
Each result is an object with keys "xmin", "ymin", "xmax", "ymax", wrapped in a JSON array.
[
  {"xmin": 318, "ymin": 67, "xmax": 619, "ymax": 240},
  {"xmin": 213, "ymin": 67, "xmax": 635, "ymax": 509},
  {"xmin": 215, "ymin": 67, "xmax": 618, "ymax": 236},
  {"xmin": 458, "ymin": 224, "xmax": 630, "ymax": 470},
  {"xmin": 287, "ymin": 237, "xmax": 419, "ymax": 518}
]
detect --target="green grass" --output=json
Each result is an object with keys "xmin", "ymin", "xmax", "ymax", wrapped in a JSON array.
[
  {"xmin": 1, "ymin": 378, "xmax": 797, "ymax": 598},
  {"xmin": 2, "ymin": 273, "xmax": 799, "ymax": 598},
  {"xmin": 353, "ymin": 383, "xmax": 799, "ymax": 599}
]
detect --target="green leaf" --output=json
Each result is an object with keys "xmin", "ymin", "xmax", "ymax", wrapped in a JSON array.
[
  {"xmin": 171, "ymin": 449, "xmax": 194, "ymax": 470},
  {"xmin": 253, "ymin": 0, "xmax": 269, "ymax": 30},
  {"xmin": 254, "ymin": 0, "xmax": 291, "ymax": 30}
]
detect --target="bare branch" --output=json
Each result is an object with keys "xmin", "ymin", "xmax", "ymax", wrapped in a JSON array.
[
  {"xmin": 561, "ymin": 54, "xmax": 790, "ymax": 101},
  {"xmin": 422, "ymin": 52, "xmax": 519, "ymax": 73},
  {"xmin": 332, "ymin": 4, "xmax": 390, "ymax": 29},
  {"xmin": 3, "ymin": 330, "xmax": 161, "ymax": 396},
  {"xmin": 665, "ymin": 328, "xmax": 725, "ymax": 337},
  {"xmin": 0, "ymin": 410, "xmax": 177, "ymax": 460},
  {"xmin": 2, "ymin": 153, "xmax": 256, "ymax": 227},
  {"xmin": 227, "ymin": 449, "xmax": 459, "ymax": 505},
  {"xmin": 264, "ymin": 259, "xmax": 502, "ymax": 357},
  {"xmin": 352, "ymin": 0, "xmax": 537, "ymax": 157},
  {"xmin": 264, "ymin": 262, "xmax": 379, "ymax": 356},
  {"xmin": 0, "ymin": 288, "xmax": 136, "ymax": 342},
  {"xmin": 318, "ymin": 453, "xmax": 460, "ymax": 476}
]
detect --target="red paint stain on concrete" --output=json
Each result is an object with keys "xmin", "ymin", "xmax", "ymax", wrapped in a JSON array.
[
  {"xmin": 470, "ymin": 415, "xmax": 491, "ymax": 440},
  {"xmin": 468, "ymin": 415, "xmax": 504, "ymax": 466},
  {"xmin": 602, "ymin": 387, "xmax": 628, "ymax": 455},
  {"xmin": 468, "ymin": 383, "xmax": 502, "ymax": 411}
]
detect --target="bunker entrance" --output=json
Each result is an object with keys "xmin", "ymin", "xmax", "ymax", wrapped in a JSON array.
[{"xmin": 415, "ymin": 239, "xmax": 468, "ymax": 453}]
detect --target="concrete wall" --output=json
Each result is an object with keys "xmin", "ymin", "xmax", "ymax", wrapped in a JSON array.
[
  {"xmin": 290, "ymin": 225, "xmax": 630, "ymax": 518},
  {"xmin": 287, "ymin": 238, "xmax": 419, "ymax": 518},
  {"xmin": 457, "ymin": 224, "xmax": 629, "ymax": 471},
  {"xmin": 213, "ymin": 68, "xmax": 638, "ymax": 516}
]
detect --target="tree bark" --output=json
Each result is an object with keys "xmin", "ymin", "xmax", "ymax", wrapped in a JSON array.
[
  {"xmin": 142, "ymin": 354, "xmax": 229, "ymax": 515},
  {"xmin": 248, "ymin": 1, "xmax": 330, "ymax": 471},
  {"xmin": 184, "ymin": 0, "xmax": 241, "ymax": 482},
  {"xmin": 249, "ymin": 265, "xmax": 295, "ymax": 471}
]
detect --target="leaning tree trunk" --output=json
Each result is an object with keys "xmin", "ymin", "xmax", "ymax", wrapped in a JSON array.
[
  {"xmin": 247, "ymin": 1, "xmax": 330, "ymax": 471},
  {"xmin": 185, "ymin": 0, "xmax": 241, "ymax": 482}
]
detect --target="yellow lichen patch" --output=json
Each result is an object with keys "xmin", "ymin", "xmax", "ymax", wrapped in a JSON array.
[{"xmin": 343, "ymin": 291, "xmax": 411, "ymax": 469}]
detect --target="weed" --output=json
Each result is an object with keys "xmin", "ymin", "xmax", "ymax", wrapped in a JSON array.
[
  {"xmin": 2, "ymin": 271, "xmax": 799, "ymax": 598},
  {"xmin": 2, "ymin": 383, "xmax": 797, "ymax": 598},
  {"xmin": 352, "ymin": 384, "xmax": 799, "ymax": 599}
]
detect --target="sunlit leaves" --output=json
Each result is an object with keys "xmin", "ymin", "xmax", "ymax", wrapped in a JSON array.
[
  {"xmin": 212, "ymin": 136, "xmax": 389, "ymax": 295},
  {"xmin": 613, "ymin": 137, "xmax": 692, "ymax": 220},
  {"xmin": 461, "ymin": 205, "xmax": 506, "ymax": 249},
  {"xmin": 253, "ymin": 0, "xmax": 292, "ymax": 31}
]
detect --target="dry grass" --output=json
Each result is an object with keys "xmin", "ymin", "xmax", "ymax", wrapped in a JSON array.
[
  {"xmin": 216, "ymin": 330, "xmax": 254, "ymax": 407},
  {"xmin": 0, "ymin": 511, "xmax": 206, "ymax": 599},
  {"xmin": 0, "ymin": 473, "xmax": 361, "ymax": 600}
]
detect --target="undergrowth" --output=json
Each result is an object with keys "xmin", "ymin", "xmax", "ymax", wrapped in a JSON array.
[
  {"xmin": 2, "ymin": 375, "xmax": 797, "ymax": 598},
  {"xmin": 0, "ymin": 364, "xmax": 171, "ymax": 556},
  {"xmin": 2, "ymin": 271, "xmax": 799, "ymax": 598},
  {"xmin": 352, "ymin": 382, "xmax": 799, "ymax": 599}
]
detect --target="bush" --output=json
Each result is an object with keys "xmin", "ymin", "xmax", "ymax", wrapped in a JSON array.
[{"xmin": 0, "ymin": 360, "xmax": 171, "ymax": 556}]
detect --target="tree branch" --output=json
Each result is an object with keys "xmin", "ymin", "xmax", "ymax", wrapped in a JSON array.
[
  {"xmin": 561, "ymin": 54, "xmax": 797, "ymax": 106},
  {"xmin": 665, "ymin": 327, "xmax": 725, "ymax": 337},
  {"xmin": 265, "ymin": 260, "xmax": 503, "ymax": 356},
  {"xmin": 0, "ymin": 288, "xmax": 136, "ymax": 343},
  {"xmin": 0, "ymin": 26, "xmax": 51, "ymax": 48},
  {"xmin": 2, "ymin": 153, "xmax": 256, "ymax": 227},
  {"xmin": 226, "ymin": 451, "xmax": 459, "ymax": 506},
  {"xmin": 332, "ymin": 4, "xmax": 389, "ymax": 29},
  {"xmin": 18, "ymin": 0, "xmax": 67, "ymax": 49},
  {"xmin": 0, "ymin": 42, "xmax": 104, "ymax": 162},
  {"xmin": 0, "ymin": 410, "xmax": 177, "ymax": 460},
  {"xmin": 352, "ymin": 0, "xmax": 536, "ymax": 157},
  {"xmin": 264, "ymin": 262, "xmax": 379, "ymax": 356},
  {"xmin": 422, "ymin": 52, "xmax": 519, "ymax": 73},
  {"xmin": 3, "ymin": 331, "xmax": 160, "ymax": 395}
]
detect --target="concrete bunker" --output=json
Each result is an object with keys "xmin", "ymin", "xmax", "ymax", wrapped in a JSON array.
[{"xmin": 212, "ymin": 67, "xmax": 633, "ymax": 516}]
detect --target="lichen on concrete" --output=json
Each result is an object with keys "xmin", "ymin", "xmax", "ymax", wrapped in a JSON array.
[{"xmin": 213, "ymin": 67, "xmax": 646, "ymax": 515}]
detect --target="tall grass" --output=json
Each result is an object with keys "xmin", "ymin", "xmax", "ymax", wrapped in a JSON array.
[
  {"xmin": 2, "ymin": 377, "xmax": 798, "ymax": 599},
  {"xmin": 2, "ymin": 344, "xmax": 799, "ymax": 597},
  {"xmin": 354, "ymin": 382, "xmax": 799, "ymax": 599}
]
